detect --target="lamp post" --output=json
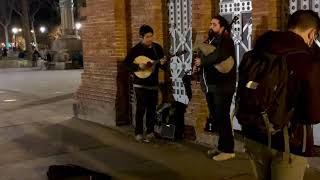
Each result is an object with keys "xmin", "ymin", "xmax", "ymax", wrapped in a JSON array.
[
  {"xmin": 12, "ymin": 27, "xmax": 18, "ymax": 48},
  {"xmin": 40, "ymin": 26, "xmax": 47, "ymax": 34},
  {"xmin": 75, "ymin": 22, "xmax": 82, "ymax": 38}
]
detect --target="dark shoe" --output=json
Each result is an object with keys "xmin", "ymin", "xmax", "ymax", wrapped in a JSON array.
[
  {"xmin": 144, "ymin": 133, "xmax": 155, "ymax": 143},
  {"xmin": 207, "ymin": 148, "xmax": 220, "ymax": 157}
]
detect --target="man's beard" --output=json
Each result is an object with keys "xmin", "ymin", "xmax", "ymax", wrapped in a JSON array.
[
  {"xmin": 207, "ymin": 29, "xmax": 221, "ymax": 43},
  {"xmin": 208, "ymin": 29, "xmax": 215, "ymax": 40},
  {"xmin": 208, "ymin": 29, "xmax": 221, "ymax": 38}
]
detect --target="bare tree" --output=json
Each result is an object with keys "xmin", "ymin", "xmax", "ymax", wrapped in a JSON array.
[
  {"xmin": 11, "ymin": 0, "xmax": 33, "ymax": 59},
  {"xmin": 21, "ymin": 0, "xmax": 32, "ymax": 59},
  {"xmin": 0, "ymin": 0, "xmax": 14, "ymax": 48},
  {"xmin": 13, "ymin": 0, "xmax": 59, "ymax": 49},
  {"xmin": 46, "ymin": 0, "xmax": 60, "ymax": 13},
  {"xmin": 29, "ymin": 0, "xmax": 41, "ymax": 47}
]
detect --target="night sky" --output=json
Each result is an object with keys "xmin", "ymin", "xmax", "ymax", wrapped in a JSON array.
[
  {"xmin": 10, "ymin": 5, "xmax": 60, "ymax": 30},
  {"xmin": 0, "ymin": 4, "xmax": 59, "ymax": 42},
  {"xmin": 0, "ymin": 0, "xmax": 81, "ymax": 43}
]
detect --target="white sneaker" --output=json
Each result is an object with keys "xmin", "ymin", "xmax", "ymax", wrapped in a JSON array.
[
  {"xmin": 135, "ymin": 134, "xmax": 143, "ymax": 142},
  {"xmin": 212, "ymin": 152, "xmax": 235, "ymax": 161}
]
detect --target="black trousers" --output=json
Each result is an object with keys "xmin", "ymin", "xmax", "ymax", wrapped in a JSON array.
[
  {"xmin": 134, "ymin": 88, "xmax": 158, "ymax": 135},
  {"xmin": 206, "ymin": 89, "xmax": 234, "ymax": 153}
]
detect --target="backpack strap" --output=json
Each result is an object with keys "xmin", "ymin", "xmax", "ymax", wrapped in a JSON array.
[
  {"xmin": 261, "ymin": 109, "xmax": 295, "ymax": 163},
  {"xmin": 261, "ymin": 111, "xmax": 272, "ymax": 148},
  {"xmin": 302, "ymin": 125, "xmax": 307, "ymax": 153},
  {"xmin": 283, "ymin": 126, "xmax": 292, "ymax": 163},
  {"xmin": 283, "ymin": 108, "xmax": 295, "ymax": 163}
]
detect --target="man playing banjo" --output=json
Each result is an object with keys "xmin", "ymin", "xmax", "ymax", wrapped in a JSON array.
[{"xmin": 124, "ymin": 25, "xmax": 167, "ymax": 143}]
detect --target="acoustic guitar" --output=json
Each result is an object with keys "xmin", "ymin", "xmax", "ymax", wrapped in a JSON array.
[{"xmin": 133, "ymin": 50, "xmax": 187, "ymax": 79}]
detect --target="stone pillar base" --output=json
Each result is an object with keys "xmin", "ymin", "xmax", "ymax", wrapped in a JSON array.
[
  {"xmin": 51, "ymin": 37, "xmax": 82, "ymax": 62},
  {"xmin": 73, "ymin": 102, "xmax": 117, "ymax": 127}
]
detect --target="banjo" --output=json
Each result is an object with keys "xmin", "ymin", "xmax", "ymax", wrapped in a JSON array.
[{"xmin": 133, "ymin": 50, "xmax": 187, "ymax": 79}]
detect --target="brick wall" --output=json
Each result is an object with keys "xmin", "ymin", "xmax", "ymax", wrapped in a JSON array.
[
  {"xmin": 74, "ymin": 0, "xmax": 128, "ymax": 126},
  {"xmin": 129, "ymin": 0, "xmax": 168, "ymax": 83},
  {"xmin": 130, "ymin": 0, "xmax": 167, "ymax": 47},
  {"xmin": 252, "ymin": 0, "xmax": 285, "ymax": 41},
  {"xmin": 185, "ymin": 0, "xmax": 218, "ymax": 144},
  {"xmin": 74, "ymin": 0, "xmax": 167, "ymax": 126}
]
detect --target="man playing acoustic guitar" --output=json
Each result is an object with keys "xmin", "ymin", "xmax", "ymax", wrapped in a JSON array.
[{"xmin": 124, "ymin": 25, "xmax": 167, "ymax": 143}]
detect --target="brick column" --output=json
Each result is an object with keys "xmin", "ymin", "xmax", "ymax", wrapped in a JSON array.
[
  {"xmin": 74, "ymin": 0, "xmax": 128, "ymax": 126},
  {"xmin": 186, "ymin": 0, "xmax": 217, "ymax": 143},
  {"xmin": 74, "ymin": 0, "xmax": 167, "ymax": 127},
  {"xmin": 130, "ymin": 0, "xmax": 167, "ymax": 47},
  {"xmin": 130, "ymin": 0, "xmax": 167, "ymax": 84}
]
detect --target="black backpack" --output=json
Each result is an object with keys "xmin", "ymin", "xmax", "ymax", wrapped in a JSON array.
[{"xmin": 236, "ymin": 49, "xmax": 307, "ymax": 145}]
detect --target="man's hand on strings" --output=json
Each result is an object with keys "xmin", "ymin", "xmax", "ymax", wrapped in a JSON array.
[
  {"xmin": 194, "ymin": 57, "xmax": 201, "ymax": 66},
  {"xmin": 160, "ymin": 56, "xmax": 167, "ymax": 65}
]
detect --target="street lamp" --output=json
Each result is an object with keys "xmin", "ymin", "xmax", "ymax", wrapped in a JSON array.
[
  {"xmin": 75, "ymin": 22, "xmax": 82, "ymax": 38},
  {"xmin": 12, "ymin": 27, "xmax": 18, "ymax": 48},
  {"xmin": 12, "ymin": 27, "xmax": 18, "ymax": 34},
  {"xmin": 75, "ymin": 22, "xmax": 82, "ymax": 30},
  {"xmin": 39, "ymin": 26, "xmax": 46, "ymax": 33}
]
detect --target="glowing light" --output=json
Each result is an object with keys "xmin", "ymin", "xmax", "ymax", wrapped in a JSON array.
[
  {"xmin": 12, "ymin": 28, "xmax": 18, "ymax": 34},
  {"xmin": 40, "ymin": 26, "xmax": 46, "ymax": 33},
  {"xmin": 75, "ymin": 23, "xmax": 82, "ymax": 30},
  {"xmin": 3, "ymin": 99, "xmax": 17, "ymax": 102}
]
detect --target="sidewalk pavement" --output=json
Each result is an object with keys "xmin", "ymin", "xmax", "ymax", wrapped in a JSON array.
[
  {"xmin": 1, "ymin": 114, "xmax": 319, "ymax": 180},
  {"xmin": 0, "ymin": 69, "xmax": 319, "ymax": 180}
]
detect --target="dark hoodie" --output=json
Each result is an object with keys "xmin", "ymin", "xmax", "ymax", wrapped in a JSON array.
[{"xmin": 243, "ymin": 31, "xmax": 320, "ymax": 157}]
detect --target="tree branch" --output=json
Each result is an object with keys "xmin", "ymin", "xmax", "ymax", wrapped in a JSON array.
[
  {"xmin": 30, "ymin": 0, "xmax": 41, "ymax": 21},
  {"xmin": 7, "ymin": 4, "xmax": 13, "ymax": 26},
  {"xmin": 46, "ymin": 0, "xmax": 60, "ymax": 13},
  {"xmin": 0, "ymin": 0, "xmax": 14, "ymax": 27},
  {"xmin": 11, "ymin": 0, "xmax": 23, "ymax": 17}
]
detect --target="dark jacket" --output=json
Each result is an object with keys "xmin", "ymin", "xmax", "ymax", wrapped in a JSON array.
[
  {"xmin": 200, "ymin": 33, "xmax": 236, "ymax": 93},
  {"xmin": 124, "ymin": 42, "xmax": 165, "ymax": 87},
  {"xmin": 243, "ymin": 31, "xmax": 320, "ymax": 156}
]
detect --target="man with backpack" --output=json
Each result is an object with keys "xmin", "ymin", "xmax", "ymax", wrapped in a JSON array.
[{"xmin": 236, "ymin": 10, "xmax": 320, "ymax": 180}]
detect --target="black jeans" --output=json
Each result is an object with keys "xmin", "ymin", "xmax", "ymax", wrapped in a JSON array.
[
  {"xmin": 206, "ymin": 89, "xmax": 234, "ymax": 153},
  {"xmin": 134, "ymin": 87, "xmax": 158, "ymax": 135}
]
